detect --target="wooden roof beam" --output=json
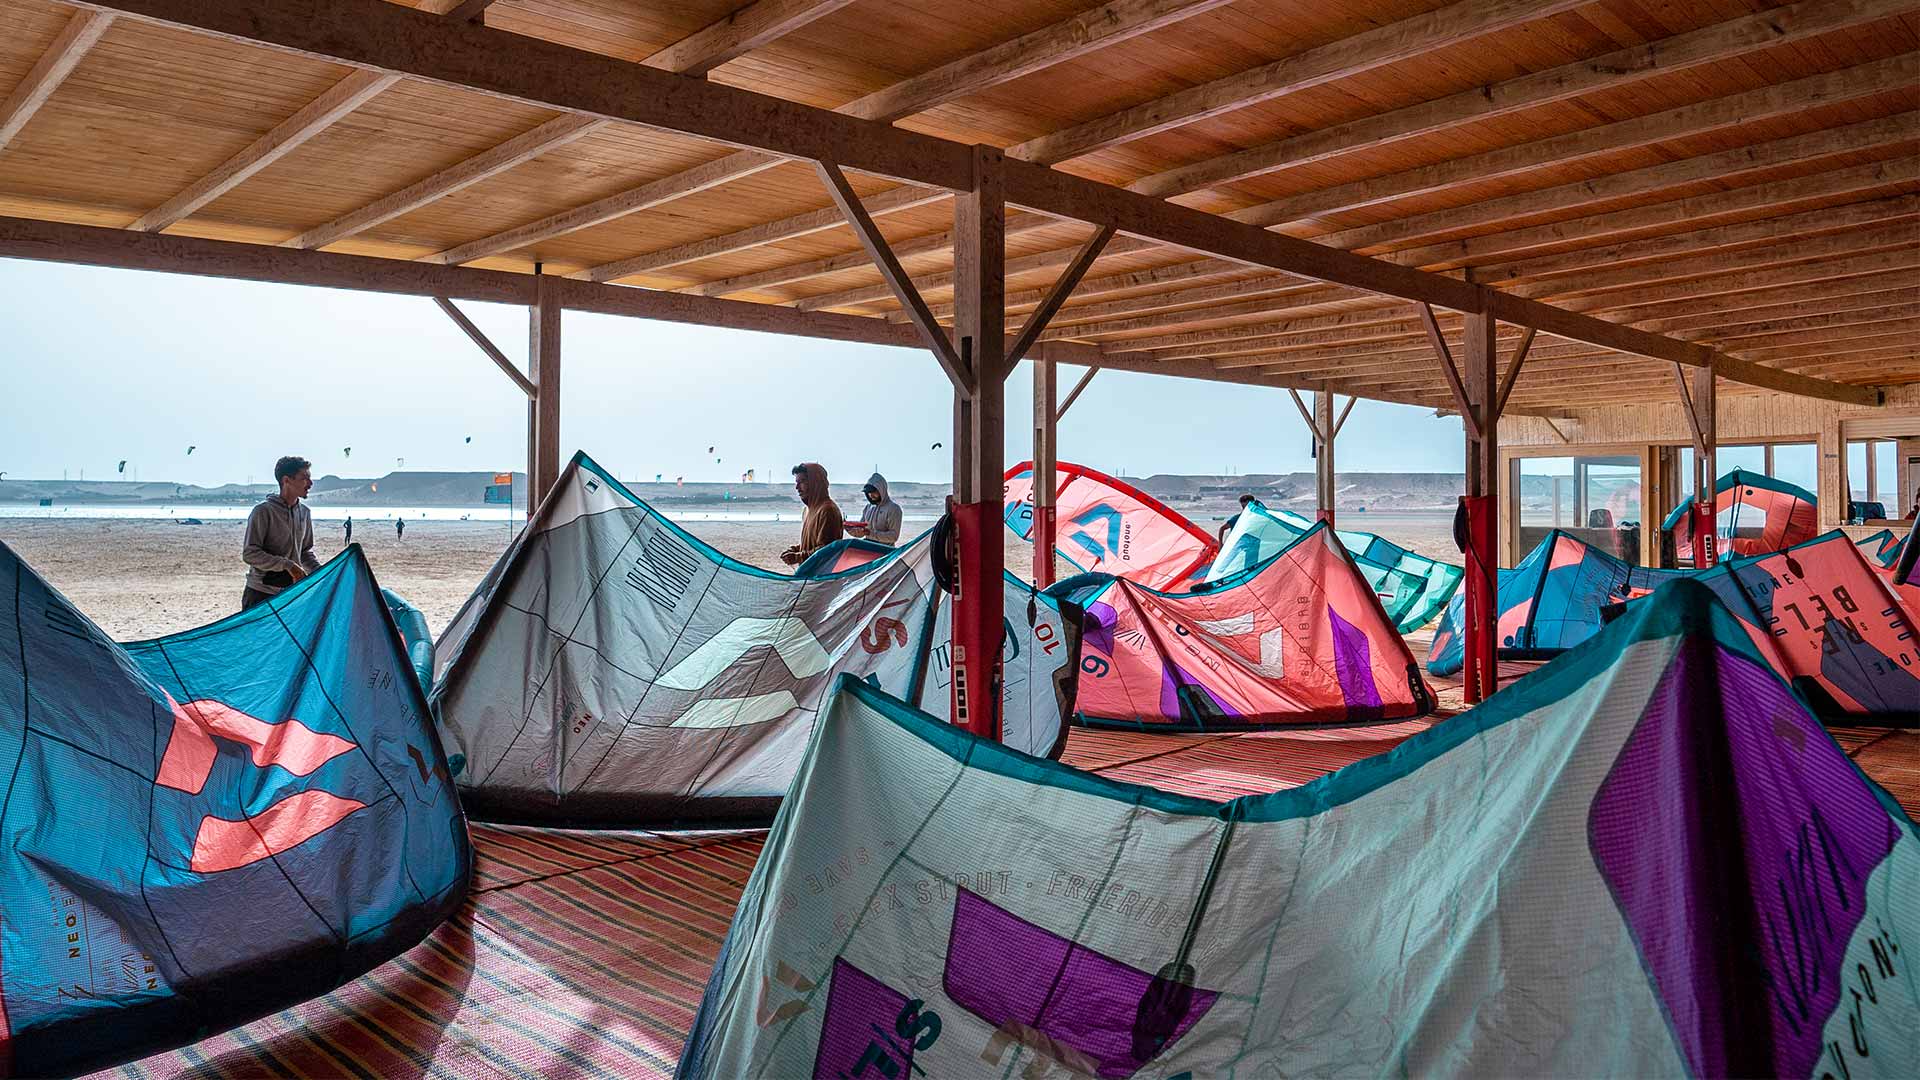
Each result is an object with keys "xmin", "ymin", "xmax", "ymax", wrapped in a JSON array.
[
  {"xmin": 1009, "ymin": 223, "xmax": 1116, "ymax": 364},
  {"xmin": 0, "ymin": 9, "xmax": 114, "ymax": 153},
  {"xmin": 646, "ymin": 0, "xmax": 861, "ymax": 78},
  {"xmin": 1131, "ymin": 0, "xmax": 1908, "ymax": 198},
  {"xmin": 1006, "ymin": 0, "xmax": 1589, "ymax": 165},
  {"xmin": 814, "ymin": 161, "xmax": 963, "ymax": 386},
  {"xmin": 79, "ymin": 0, "xmax": 1881, "ymax": 406},
  {"xmin": 1595, "ymin": 271, "xmax": 1920, "ymax": 326},
  {"xmin": 427, "ymin": 0, "xmax": 1229, "ymax": 265}
]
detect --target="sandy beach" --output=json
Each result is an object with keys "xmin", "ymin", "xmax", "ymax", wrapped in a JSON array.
[{"xmin": 0, "ymin": 510, "xmax": 1459, "ymax": 641}]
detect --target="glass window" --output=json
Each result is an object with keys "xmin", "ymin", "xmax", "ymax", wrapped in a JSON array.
[
  {"xmin": 1717, "ymin": 445, "xmax": 1766, "ymax": 476},
  {"xmin": 1517, "ymin": 454, "xmax": 1641, "ymax": 563},
  {"xmin": 1772, "ymin": 444, "xmax": 1816, "ymax": 492},
  {"xmin": 1848, "ymin": 441, "xmax": 1870, "ymax": 501}
]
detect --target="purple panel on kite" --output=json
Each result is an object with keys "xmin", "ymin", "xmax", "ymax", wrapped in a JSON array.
[
  {"xmin": 814, "ymin": 957, "xmax": 915, "ymax": 1080},
  {"xmin": 1588, "ymin": 642, "xmax": 1900, "ymax": 1079},
  {"xmin": 1083, "ymin": 602, "xmax": 1118, "ymax": 659},
  {"xmin": 943, "ymin": 887, "xmax": 1217, "ymax": 1078},
  {"xmin": 1329, "ymin": 607, "xmax": 1384, "ymax": 718}
]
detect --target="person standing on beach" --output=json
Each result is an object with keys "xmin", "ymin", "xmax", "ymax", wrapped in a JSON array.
[
  {"xmin": 344, "ymin": 516, "xmax": 353, "ymax": 545},
  {"xmin": 780, "ymin": 463, "xmax": 844, "ymax": 566},
  {"xmin": 396, "ymin": 517, "xmax": 406, "ymax": 541},
  {"xmin": 240, "ymin": 456, "xmax": 321, "ymax": 610},
  {"xmin": 844, "ymin": 472, "xmax": 903, "ymax": 547}
]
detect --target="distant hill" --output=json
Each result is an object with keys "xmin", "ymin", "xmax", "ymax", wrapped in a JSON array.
[{"xmin": 0, "ymin": 469, "xmax": 1561, "ymax": 514}]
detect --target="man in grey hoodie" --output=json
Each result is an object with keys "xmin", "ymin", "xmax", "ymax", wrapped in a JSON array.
[
  {"xmin": 846, "ymin": 472, "xmax": 904, "ymax": 547},
  {"xmin": 240, "ymin": 455, "xmax": 322, "ymax": 610}
]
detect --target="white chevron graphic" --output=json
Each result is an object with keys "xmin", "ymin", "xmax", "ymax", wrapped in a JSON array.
[
  {"xmin": 1193, "ymin": 613, "xmax": 1286, "ymax": 677},
  {"xmin": 655, "ymin": 617, "xmax": 832, "ymax": 691},
  {"xmin": 672, "ymin": 691, "xmax": 802, "ymax": 728}
]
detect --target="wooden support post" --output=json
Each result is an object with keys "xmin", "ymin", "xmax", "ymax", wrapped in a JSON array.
[
  {"xmin": 1314, "ymin": 387, "xmax": 1335, "ymax": 525},
  {"xmin": 529, "ymin": 267, "xmax": 561, "ymax": 509},
  {"xmin": 1461, "ymin": 307, "xmax": 1499, "ymax": 704},
  {"xmin": 1032, "ymin": 359, "xmax": 1057, "ymax": 587},
  {"xmin": 1675, "ymin": 363, "xmax": 1717, "ymax": 565},
  {"xmin": 1763, "ymin": 443, "xmax": 1775, "ymax": 478},
  {"xmin": 951, "ymin": 146, "xmax": 1007, "ymax": 740}
]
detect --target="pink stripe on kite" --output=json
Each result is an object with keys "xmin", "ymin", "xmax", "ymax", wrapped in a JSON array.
[
  {"xmin": 157, "ymin": 697, "xmax": 357, "ymax": 795},
  {"xmin": 189, "ymin": 789, "xmax": 368, "ymax": 873}
]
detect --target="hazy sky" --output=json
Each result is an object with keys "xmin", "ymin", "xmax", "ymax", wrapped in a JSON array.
[{"xmin": 0, "ymin": 258, "xmax": 1469, "ymax": 488}]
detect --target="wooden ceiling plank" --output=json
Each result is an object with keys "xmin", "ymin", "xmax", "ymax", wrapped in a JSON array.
[
  {"xmin": 1006, "ymin": 0, "xmax": 1589, "ymax": 165},
  {"xmin": 1132, "ymin": 0, "xmax": 1907, "ymax": 198},
  {"xmin": 290, "ymin": 0, "xmax": 857, "ymax": 252},
  {"xmin": 692, "ymin": 211, "xmax": 1059, "ymax": 297},
  {"xmin": 0, "ymin": 9, "xmax": 115, "ymax": 153},
  {"xmin": 130, "ymin": 69, "xmax": 400, "ymax": 233},
  {"xmin": 1334, "ymin": 113, "xmax": 1919, "ymax": 256},
  {"xmin": 1515, "ymin": 226, "xmax": 1919, "ymax": 303}
]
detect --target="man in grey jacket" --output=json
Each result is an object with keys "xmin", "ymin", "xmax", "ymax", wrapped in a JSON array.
[
  {"xmin": 241, "ymin": 455, "xmax": 322, "ymax": 610},
  {"xmin": 845, "ymin": 472, "xmax": 904, "ymax": 547}
]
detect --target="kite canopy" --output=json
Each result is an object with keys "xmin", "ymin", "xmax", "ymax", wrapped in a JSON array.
[
  {"xmin": 0, "ymin": 543, "xmax": 469, "ymax": 1078},
  {"xmin": 1662, "ymin": 468, "xmax": 1819, "ymax": 562},
  {"xmin": 1685, "ymin": 530, "xmax": 1919, "ymax": 722},
  {"xmin": 1428, "ymin": 530, "xmax": 1686, "ymax": 677},
  {"xmin": 1048, "ymin": 522, "xmax": 1432, "ymax": 730},
  {"xmin": 1206, "ymin": 499, "xmax": 1462, "ymax": 631},
  {"xmin": 1004, "ymin": 461, "xmax": 1218, "ymax": 590},
  {"xmin": 1857, "ymin": 527, "xmax": 1909, "ymax": 569},
  {"xmin": 431, "ymin": 453, "xmax": 1079, "ymax": 826},
  {"xmin": 680, "ymin": 581, "xmax": 1920, "ymax": 1079}
]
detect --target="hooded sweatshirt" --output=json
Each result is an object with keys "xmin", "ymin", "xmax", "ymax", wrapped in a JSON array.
[
  {"xmin": 858, "ymin": 472, "xmax": 904, "ymax": 546},
  {"xmin": 794, "ymin": 463, "xmax": 844, "ymax": 557}
]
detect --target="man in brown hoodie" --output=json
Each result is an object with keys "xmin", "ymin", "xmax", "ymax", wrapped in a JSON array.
[{"xmin": 781, "ymin": 462, "xmax": 845, "ymax": 566}]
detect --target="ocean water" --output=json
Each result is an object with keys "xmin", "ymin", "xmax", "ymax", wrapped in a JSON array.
[{"xmin": 0, "ymin": 503, "xmax": 943, "ymax": 524}]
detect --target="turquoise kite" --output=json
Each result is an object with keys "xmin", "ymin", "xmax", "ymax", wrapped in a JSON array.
[
  {"xmin": 681, "ymin": 579, "xmax": 1920, "ymax": 1078},
  {"xmin": 1207, "ymin": 498, "xmax": 1462, "ymax": 631}
]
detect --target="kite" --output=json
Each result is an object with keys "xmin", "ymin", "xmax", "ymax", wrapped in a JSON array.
[
  {"xmin": 931, "ymin": 442, "xmax": 942, "ymax": 451},
  {"xmin": 117, "ymin": 459, "xmax": 126, "ymax": 473},
  {"xmin": 1663, "ymin": 468, "xmax": 1818, "ymax": 564},
  {"xmin": 185, "ymin": 446, "xmax": 195, "ymax": 455},
  {"xmin": 1005, "ymin": 461, "xmax": 1219, "ymax": 590},
  {"xmin": 1206, "ymin": 499, "xmax": 1462, "ymax": 631},
  {"xmin": 1428, "ymin": 530, "xmax": 1687, "ymax": 677},
  {"xmin": 343, "ymin": 447, "xmax": 351, "ymax": 458},
  {"xmin": 680, "ymin": 580, "xmax": 1920, "ymax": 1079},
  {"xmin": 0, "ymin": 542, "xmax": 469, "ymax": 1077},
  {"xmin": 1858, "ymin": 527, "xmax": 1908, "ymax": 569},
  {"xmin": 1682, "ymin": 530, "xmax": 1919, "ymax": 721},
  {"xmin": 430, "ymin": 453, "xmax": 1080, "ymax": 825},
  {"xmin": 1048, "ymin": 521, "xmax": 1432, "ymax": 729},
  {"xmin": 464, "ymin": 436, "xmax": 472, "ymax": 444}
]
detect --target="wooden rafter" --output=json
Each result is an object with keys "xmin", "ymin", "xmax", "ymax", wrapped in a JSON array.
[
  {"xmin": 432, "ymin": 296, "xmax": 534, "ymax": 397},
  {"xmin": 646, "ymin": 0, "xmax": 860, "ymax": 78},
  {"xmin": 1005, "ymin": 0, "xmax": 1588, "ymax": 165},
  {"xmin": 1128, "ymin": 0, "xmax": 1906, "ymax": 198},
  {"xmin": 1055, "ymin": 365, "xmax": 1100, "ymax": 421},
  {"xmin": 1007, "ymin": 224, "xmax": 1115, "ymax": 365},
  {"xmin": 130, "ymin": 69, "xmax": 398, "ymax": 233},
  {"xmin": 1333, "ymin": 395, "xmax": 1357, "ymax": 437},
  {"xmin": 0, "ymin": 9, "xmax": 113, "ymax": 153},
  {"xmin": 814, "ymin": 160, "xmax": 963, "ymax": 386},
  {"xmin": 1286, "ymin": 387, "xmax": 1321, "ymax": 439},
  {"xmin": 1418, "ymin": 303, "xmax": 1478, "ymax": 438},
  {"xmin": 441, "ymin": 0, "xmax": 498, "ymax": 21},
  {"xmin": 1494, "ymin": 327, "xmax": 1535, "ymax": 419}
]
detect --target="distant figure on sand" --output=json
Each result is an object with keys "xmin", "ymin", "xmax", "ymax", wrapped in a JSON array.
[
  {"xmin": 1218, "ymin": 493, "xmax": 1257, "ymax": 544},
  {"xmin": 344, "ymin": 516, "xmax": 353, "ymax": 545},
  {"xmin": 240, "ymin": 455, "xmax": 320, "ymax": 610},
  {"xmin": 396, "ymin": 517, "xmax": 406, "ymax": 540},
  {"xmin": 781, "ymin": 463, "xmax": 844, "ymax": 566},
  {"xmin": 845, "ymin": 472, "xmax": 903, "ymax": 547}
]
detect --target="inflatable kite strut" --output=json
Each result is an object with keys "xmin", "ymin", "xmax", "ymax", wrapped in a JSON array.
[
  {"xmin": 680, "ymin": 580, "xmax": 1920, "ymax": 1079},
  {"xmin": 431, "ymin": 453, "xmax": 1080, "ymax": 826},
  {"xmin": 0, "ymin": 542, "xmax": 469, "ymax": 1078},
  {"xmin": 1004, "ymin": 461, "xmax": 1219, "ymax": 590},
  {"xmin": 1049, "ymin": 522, "xmax": 1433, "ymax": 730}
]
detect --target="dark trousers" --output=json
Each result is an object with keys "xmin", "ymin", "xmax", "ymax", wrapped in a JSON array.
[{"xmin": 241, "ymin": 586, "xmax": 275, "ymax": 610}]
